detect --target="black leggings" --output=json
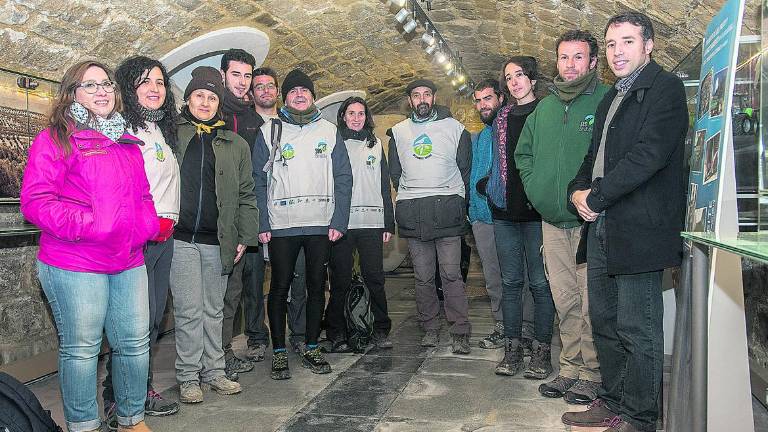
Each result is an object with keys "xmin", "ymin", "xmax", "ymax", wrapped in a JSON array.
[
  {"xmin": 326, "ymin": 229, "xmax": 391, "ymax": 341},
  {"xmin": 268, "ymin": 235, "xmax": 330, "ymax": 349}
]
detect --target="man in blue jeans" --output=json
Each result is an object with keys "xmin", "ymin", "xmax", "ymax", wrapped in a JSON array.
[{"xmin": 564, "ymin": 11, "xmax": 688, "ymax": 432}]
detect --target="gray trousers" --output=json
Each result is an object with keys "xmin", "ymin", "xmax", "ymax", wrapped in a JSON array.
[
  {"xmin": 471, "ymin": 222, "xmax": 503, "ymax": 323},
  {"xmin": 170, "ymin": 240, "xmax": 227, "ymax": 383},
  {"xmin": 408, "ymin": 236, "xmax": 471, "ymax": 335}
]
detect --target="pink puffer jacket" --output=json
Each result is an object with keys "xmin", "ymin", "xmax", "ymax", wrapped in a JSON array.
[{"xmin": 21, "ymin": 127, "xmax": 159, "ymax": 273}]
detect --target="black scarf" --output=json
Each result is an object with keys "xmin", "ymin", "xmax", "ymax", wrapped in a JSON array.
[
  {"xmin": 340, "ymin": 127, "xmax": 375, "ymax": 147},
  {"xmin": 221, "ymin": 89, "xmax": 253, "ymax": 116},
  {"xmin": 182, "ymin": 106, "xmax": 224, "ymax": 134}
]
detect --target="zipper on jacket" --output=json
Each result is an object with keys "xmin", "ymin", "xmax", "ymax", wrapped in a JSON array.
[
  {"xmin": 563, "ymin": 103, "xmax": 570, "ymax": 124},
  {"xmin": 191, "ymin": 131, "xmax": 205, "ymax": 244}
]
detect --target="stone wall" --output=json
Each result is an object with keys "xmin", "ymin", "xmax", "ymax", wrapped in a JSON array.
[{"xmin": 0, "ymin": 205, "xmax": 57, "ymax": 366}]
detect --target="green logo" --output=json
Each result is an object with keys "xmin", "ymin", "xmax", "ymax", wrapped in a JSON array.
[
  {"xmin": 314, "ymin": 140, "xmax": 328, "ymax": 156},
  {"xmin": 579, "ymin": 115, "xmax": 595, "ymax": 132},
  {"xmin": 281, "ymin": 143, "xmax": 295, "ymax": 160},
  {"xmin": 412, "ymin": 133, "xmax": 433, "ymax": 159}
]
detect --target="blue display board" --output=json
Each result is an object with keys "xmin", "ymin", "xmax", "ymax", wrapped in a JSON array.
[{"xmin": 686, "ymin": 0, "xmax": 745, "ymax": 232}]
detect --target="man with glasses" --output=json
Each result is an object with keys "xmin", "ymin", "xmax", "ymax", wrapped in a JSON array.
[{"xmin": 242, "ymin": 67, "xmax": 309, "ymax": 364}]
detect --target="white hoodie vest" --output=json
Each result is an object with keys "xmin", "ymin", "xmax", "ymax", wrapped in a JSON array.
[
  {"xmin": 345, "ymin": 137, "xmax": 384, "ymax": 229},
  {"xmin": 391, "ymin": 117, "xmax": 466, "ymax": 201},
  {"xmin": 262, "ymin": 118, "xmax": 338, "ymax": 230}
]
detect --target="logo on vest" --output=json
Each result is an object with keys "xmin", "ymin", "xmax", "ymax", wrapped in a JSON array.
[
  {"xmin": 411, "ymin": 133, "xmax": 433, "ymax": 159},
  {"xmin": 315, "ymin": 140, "xmax": 328, "ymax": 158},
  {"xmin": 281, "ymin": 143, "xmax": 295, "ymax": 160},
  {"xmin": 154, "ymin": 142, "xmax": 165, "ymax": 162},
  {"xmin": 579, "ymin": 115, "xmax": 595, "ymax": 132},
  {"xmin": 366, "ymin": 154, "xmax": 377, "ymax": 168}
]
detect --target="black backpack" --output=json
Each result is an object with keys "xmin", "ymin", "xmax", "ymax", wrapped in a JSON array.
[
  {"xmin": 0, "ymin": 372, "xmax": 62, "ymax": 432},
  {"xmin": 344, "ymin": 276, "xmax": 374, "ymax": 353}
]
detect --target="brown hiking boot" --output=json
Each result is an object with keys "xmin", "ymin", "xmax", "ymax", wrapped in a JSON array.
[
  {"xmin": 603, "ymin": 418, "xmax": 641, "ymax": 431},
  {"xmin": 561, "ymin": 399, "xmax": 618, "ymax": 427}
]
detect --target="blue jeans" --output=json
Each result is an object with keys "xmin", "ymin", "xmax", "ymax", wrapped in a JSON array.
[
  {"xmin": 587, "ymin": 215, "xmax": 663, "ymax": 431},
  {"xmin": 493, "ymin": 220, "xmax": 554, "ymax": 343},
  {"xmin": 37, "ymin": 261, "xmax": 149, "ymax": 431}
]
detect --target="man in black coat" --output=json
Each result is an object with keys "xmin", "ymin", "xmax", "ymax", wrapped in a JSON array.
[{"xmin": 562, "ymin": 12, "xmax": 689, "ymax": 432}]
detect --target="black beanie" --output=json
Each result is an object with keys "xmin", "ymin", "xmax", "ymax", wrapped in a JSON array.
[
  {"xmin": 184, "ymin": 66, "xmax": 225, "ymax": 101},
  {"xmin": 281, "ymin": 69, "xmax": 315, "ymax": 102}
]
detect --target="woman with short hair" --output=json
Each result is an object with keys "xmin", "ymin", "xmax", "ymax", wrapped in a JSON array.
[{"xmin": 170, "ymin": 66, "xmax": 258, "ymax": 404}]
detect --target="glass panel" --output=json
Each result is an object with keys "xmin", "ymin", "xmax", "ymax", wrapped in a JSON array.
[{"xmin": 760, "ymin": 1, "xmax": 768, "ymax": 233}]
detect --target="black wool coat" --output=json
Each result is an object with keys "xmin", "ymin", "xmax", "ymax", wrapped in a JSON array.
[{"xmin": 567, "ymin": 60, "xmax": 689, "ymax": 275}]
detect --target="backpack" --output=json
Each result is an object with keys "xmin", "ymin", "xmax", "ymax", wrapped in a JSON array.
[
  {"xmin": 0, "ymin": 372, "xmax": 62, "ymax": 432},
  {"xmin": 344, "ymin": 275, "xmax": 374, "ymax": 353}
]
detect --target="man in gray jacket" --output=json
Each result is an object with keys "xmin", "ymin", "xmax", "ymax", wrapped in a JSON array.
[{"xmin": 387, "ymin": 79, "xmax": 473, "ymax": 354}]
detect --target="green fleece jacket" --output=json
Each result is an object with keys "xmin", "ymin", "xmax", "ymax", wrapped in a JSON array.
[{"xmin": 514, "ymin": 78, "xmax": 610, "ymax": 228}]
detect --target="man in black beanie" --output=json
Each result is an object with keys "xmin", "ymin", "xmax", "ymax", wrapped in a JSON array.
[{"xmin": 252, "ymin": 68, "xmax": 352, "ymax": 380}]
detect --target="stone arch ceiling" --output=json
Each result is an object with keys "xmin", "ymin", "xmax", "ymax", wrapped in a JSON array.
[{"xmin": 0, "ymin": 0, "xmax": 760, "ymax": 113}]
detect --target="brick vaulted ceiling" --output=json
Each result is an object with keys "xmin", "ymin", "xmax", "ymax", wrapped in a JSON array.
[{"xmin": 0, "ymin": 0, "xmax": 759, "ymax": 113}]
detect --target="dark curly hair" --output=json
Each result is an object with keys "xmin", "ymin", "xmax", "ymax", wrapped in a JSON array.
[
  {"xmin": 337, "ymin": 96, "xmax": 377, "ymax": 148},
  {"xmin": 115, "ymin": 56, "xmax": 178, "ymax": 149}
]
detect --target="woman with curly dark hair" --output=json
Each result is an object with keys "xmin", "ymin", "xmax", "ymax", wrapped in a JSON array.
[{"xmin": 101, "ymin": 56, "xmax": 181, "ymax": 428}]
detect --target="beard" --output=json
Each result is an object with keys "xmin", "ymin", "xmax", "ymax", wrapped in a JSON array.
[
  {"xmin": 479, "ymin": 106, "xmax": 500, "ymax": 125},
  {"xmin": 255, "ymin": 96, "xmax": 277, "ymax": 109},
  {"xmin": 414, "ymin": 102, "xmax": 432, "ymax": 118}
]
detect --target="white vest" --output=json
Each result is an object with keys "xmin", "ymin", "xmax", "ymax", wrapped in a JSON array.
[
  {"xmin": 345, "ymin": 137, "xmax": 385, "ymax": 229},
  {"xmin": 391, "ymin": 117, "xmax": 466, "ymax": 201},
  {"xmin": 262, "ymin": 119, "xmax": 338, "ymax": 230},
  {"xmin": 133, "ymin": 123, "xmax": 180, "ymax": 221}
]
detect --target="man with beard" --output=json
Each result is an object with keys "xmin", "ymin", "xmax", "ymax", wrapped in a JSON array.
[
  {"xmin": 387, "ymin": 79, "xmax": 473, "ymax": 354},
  {"xmin": 514, "ymin": 31, "xmax": 611, "ymax": 404},
  {"xmin": 242, "ymin": 68, "xmax": 309, "ymax": 364},
  {"xmin": 468, "ymin": 79, "xmax": 504, "ymax": 350}
]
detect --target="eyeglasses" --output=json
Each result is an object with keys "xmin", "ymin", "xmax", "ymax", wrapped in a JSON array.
[
  {"xmin": 253, "ymin": 83, "xmax": 277, "ymax": 92},
  {"xmin": 78, "ymin": 80, "xmax": 116, "ymax": 94}
]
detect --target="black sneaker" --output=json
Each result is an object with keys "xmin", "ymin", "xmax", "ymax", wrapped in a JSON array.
[
  {"xmin": 451, "ymin": 333, "xmax": 471, "ymax": 354},
  {"xmin": 328, "ymin": 339, "xmax": 353, "ymax": 353},
  {"xmin": 302, "ymin": 347, "xmax": 332, "ymax": 374},
  {"xmin": 372, "ymin": 333, "xmax": 393, "ymax": 349},
  {"xmin": 144, "ymin": 390, "xmax": 180, "ymax": 416},
  {"xmin": 246, "ymin": 343, "xmax": 267, "ymax": 362},
  {"xmin": 522, "ymin": 342, "xmax": 553, "ymax": 379},
  {"xmin": 539, "ymin": 375, "xmax": 577, "ymax": 398},
  {"xmin": 104, "ymin": 400, "xmax": 118, "ymax": 431},
  {"xmin": 479, "ymin": 322, "xmax": 506, "ymax": 349},
  {"xmin": 494, "ymin": 340, "xmax": 523, "ymax": 376},
  {"xmin": 271, "ymin": 351, "xmax": 291, "ymax": 380}
]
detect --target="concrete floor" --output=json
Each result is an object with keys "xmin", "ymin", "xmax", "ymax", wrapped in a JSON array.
[{"xmin": 27, "ymin": 269, "xmax": 768, "ymax": 431}]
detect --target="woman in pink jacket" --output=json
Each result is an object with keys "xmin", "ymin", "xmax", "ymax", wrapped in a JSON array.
[{"xmin": 20, "ymin": 60, "xmax": 158, "ymax": 432}]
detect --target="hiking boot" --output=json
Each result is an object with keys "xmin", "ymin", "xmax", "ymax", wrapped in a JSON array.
[
  {"xmin": 302, "ymin": 347, "xmax": 332, "ymax": 374},
  {"xmin": 495, "ymin": 339, "xmax": 523, "ymax": 376},
  {"xmin": 420, "ymin": 330, "xmax": 439, "ymax": 347},
  {"xmin": 117, "ymin": 420, "xmax": 152, "ymax": 431},
  {"xmin": 451, "ymin": 333, "xmax": 471, "ymax": 354},
  {"xmin": 104, "ymin": 400, "xmax": 118, "ymax": 431},
  {"xmin": 561, "ymin": 399, "xmax": 618, "ymax": 427},
  {"xmin": 521, "ymin": 337, "xmax": 533, "ymax": 357},
  {"xmin": 271, "ymin": 351, "xmax": 291, "ymax": 380},
  {"xmin": 538, "ymin": 375, "xmax": 577, "ymax": 398},
  {"xmin": 372, "ymin": 333, "xmax": 393, "ymax": 349},
  {"xmin": 144, "ymin": 390, "xmax": 179, "ymax": 416},
  {"xmin": 226, "ymin": 355, "xmax": 254, "ymax": 374},
  {"xmin": 203, "ymin": 375, "xmax": 241, "ymax": 395},
  {"xmin": 179, "ymin": 381, "xmax": 203, "ymax": 404},
  {"xmin": 329, "ymin": 339, "xmax": 353, "ymax": 353},
  {"xmin": 291, "ymin": 341, "xmax": 308, "ymax": 355},
  {"xmin": 479, "ymin": 322, "xmax": 506, "ymax": 349},
  {"xmin": 564, "ymin": 378, "xmax": 601, "ymax": 404},
  {"xmin": 522, "ymin": 342, "xmax": 553, "ymax": 379},
  {"xmin": 245, "ymin": 343, "xmax": 267, "ymax": 362}
]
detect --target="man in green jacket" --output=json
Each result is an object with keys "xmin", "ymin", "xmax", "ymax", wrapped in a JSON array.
[{"xmin": 514, "ymin": 29, "xmax": 610, "ymax": 404}]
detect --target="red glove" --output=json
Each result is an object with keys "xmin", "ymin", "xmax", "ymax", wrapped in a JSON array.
[{"xmin": 151, "ymin": 217, "xmax": 175, "ymax": 242}]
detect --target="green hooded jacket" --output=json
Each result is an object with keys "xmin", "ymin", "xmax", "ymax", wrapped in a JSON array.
[
  {"xmin": 175, "ymin": 118, "xmax": 259, "ymax": 274},
  {"xmin": 514, "ymin": 77, "xmax": 610, "ymax": 228}
]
